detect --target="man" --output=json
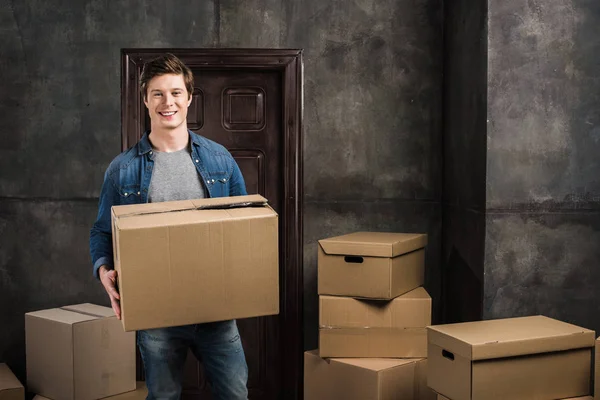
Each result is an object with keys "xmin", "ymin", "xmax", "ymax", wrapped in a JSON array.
[{"xmin": 90, "ymin": 53, "xmax": 249, "ymax": 400}]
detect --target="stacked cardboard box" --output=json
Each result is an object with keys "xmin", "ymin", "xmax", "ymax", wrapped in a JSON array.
[
  {"xmin": 305, "ymin": 231, "xmax": 436, "ymax": 399},
  {"xmin": 24, "ymin": 303, "xmax": 137, "ymax": 400},
  {"xmin": 427, "ymin": 316, "xmax": 596, "ymax": 400}
]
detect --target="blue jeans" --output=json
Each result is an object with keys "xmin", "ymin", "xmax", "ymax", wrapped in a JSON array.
[{"xmin": 137, "ymin": 320, "xmax": 248, "ymax": 400}]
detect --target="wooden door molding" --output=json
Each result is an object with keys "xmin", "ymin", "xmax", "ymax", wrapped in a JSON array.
[{"xmin": 121, "ymin": 48, "xmax": 303, "ymax": 399}]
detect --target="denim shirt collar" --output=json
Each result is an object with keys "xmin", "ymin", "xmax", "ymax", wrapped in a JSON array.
[{"xmin": 137, "ymin": 130, "xmax": 201, "ymax": 156}]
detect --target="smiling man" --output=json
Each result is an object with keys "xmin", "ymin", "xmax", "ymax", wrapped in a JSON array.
[{"xmin": 90, "ymin": 53, "xmax": 249, "ymax": 400}]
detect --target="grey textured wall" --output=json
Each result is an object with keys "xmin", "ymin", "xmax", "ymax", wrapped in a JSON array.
[
  {"xmin": 485, "ymin": 0, "xmax": 600, "ymax": 332},
  {"xmin": 0, "ymin": 0, "xmax": 443, "ymax": 383}
]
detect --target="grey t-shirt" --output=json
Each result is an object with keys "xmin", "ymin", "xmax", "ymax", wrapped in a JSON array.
[{"xmin": 148, "ymin": 146, "xmax": 206, "ymax": 202}]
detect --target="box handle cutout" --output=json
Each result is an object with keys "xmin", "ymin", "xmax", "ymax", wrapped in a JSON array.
[
  {"xmin": 442, "ymin": 350, "xmax": 454, "ymax": 361},
  {"xmin": 344, "ymin": 256, "xmax": 364, "ymax": 264}
]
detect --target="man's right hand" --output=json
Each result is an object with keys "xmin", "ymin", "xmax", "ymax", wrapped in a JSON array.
[{"xmin": 99, "ymin": 265, "xmax": 121, "ymax": 319}]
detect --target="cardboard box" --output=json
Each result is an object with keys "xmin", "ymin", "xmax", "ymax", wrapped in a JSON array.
[
  {"xmin": 0, "ymin": 364, "xmax": 24, "ymax": 400},
  {"xmin": 319, "ymin": 287, "xmax": 431, "ymax": 358},
  {"xmin": 112, "ymin": 194, "xmax": 279, "ymax": 331},
  {"xmin": 428, "ymin": 316, "xmax": 594, "ymax": 400},
  {"xmin": 25, "ymin": 304, "xmax": 136, "ymax": 400},
  {"xmin": 318, "ymin": 232, "xmax": 427, "ymax": 299},
  {"xmin": 304, "ymin": 350, "xmax": 435, "ymax": 400},
  {"xmin": 33, "ymin": 382, "xmax": 148, "ymax": 400}
]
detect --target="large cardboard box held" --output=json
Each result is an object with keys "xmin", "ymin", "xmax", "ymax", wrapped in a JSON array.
[
  {"xmin": 428, "ymin": 316, "xmax": 594, "ymax": 400},
  {"xmin": 0, "ymin": 364, "xmax": 24, "ymax": 400},
  {"xmin": 319, "ymin": 287, "xmax": 431, "ymax": 358},
  {"xmin": 33, "ymin": 382, "xmax": 148, "ymax": 400},
  {"xmin": 112, "ymin": 194, "xmax": 279, "ymax": 331},
  {"xmin": 25, "ymin": 304, "xmax": 136, "ymax": 400},
  {"xmin": 304, "ymin": 350, "xmax": 435, "ymax": 400},
  {"xmin": 318, "ymin": 232, "xmax": 426, "ymax": 299}
]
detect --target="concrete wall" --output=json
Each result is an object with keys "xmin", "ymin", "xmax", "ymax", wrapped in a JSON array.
[
  {"xmin": 0, "ymin": 0, "xmax": 443, "ymax": 382},
  {"xmin": 484, "ymin": 0, "xmax": 600, "ymax": 332}
]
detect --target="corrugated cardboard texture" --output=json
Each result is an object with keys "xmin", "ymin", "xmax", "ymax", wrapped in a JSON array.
[
  {"xmin": 429, "ymin": 341, "xmax": 591, "ymax": 400},
  {"xmin": 428, "ymin": 315, "xmax": 595, "ymax": 360},
  {"xmin": 318, "ymin": 232, "xmax": 427, "ymax": 257},
  {"xmin": 318, "ymin": 246, "xmax": 425, "ymax": 299},
  {"xmin": 25, "ymin": 305, "xmax": 136, "ymax": 400},
  {"xmin": 0, "ymin": 364, "xmax": 24, "ymax": 400},
  {"xmin": 318, "ymin": 287, "xmax": 431, "ymax": 357},
  {"xmin": 112, "ymin": 194, "xmax": 279, "ymax": 331},
  {"xmin": 319, "ymin": 327, "xmax": 427, "ymax": 358},
  {"xmin": 33, "ymin": 382, "xmax": 148, "ymax": 400},
  {"xmin": 304, "ymin": 350, "xmax": 426, "ymax": 400}
]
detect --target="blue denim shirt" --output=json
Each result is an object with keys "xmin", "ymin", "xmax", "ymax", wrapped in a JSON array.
[{"xmin": 89, "ymin": 130, "xmax": 247, "ymax": 279}]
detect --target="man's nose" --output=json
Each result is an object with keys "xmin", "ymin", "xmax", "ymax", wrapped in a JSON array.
[{"xmin": 162, "ymin": 93, "xmax": 174, "ymax": 105}]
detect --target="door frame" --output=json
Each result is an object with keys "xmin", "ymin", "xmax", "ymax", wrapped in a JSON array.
[{"xmin": 121, "ymin": 48, "xmax": 304, "ymax": 399}]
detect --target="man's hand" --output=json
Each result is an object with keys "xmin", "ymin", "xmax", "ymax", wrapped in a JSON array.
[{"xmin": 99, "ymin": 265, "xmax": 121, "ymax": 319}]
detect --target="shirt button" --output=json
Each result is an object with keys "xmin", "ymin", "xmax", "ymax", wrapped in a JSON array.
[
  {"xmin": 137, "ymin": 192, "xmax": 140, "ymax": 195},
  {"xmin": 150, "ymin": 151, "xmax": 153, "ymax": 155},
  {"xmin": 124, "ymin": 193, "xmax": 128, "ymax": 196},
  {"xmin": 195, "ymin": 159, "xmax": 199, "ymax": 163}
]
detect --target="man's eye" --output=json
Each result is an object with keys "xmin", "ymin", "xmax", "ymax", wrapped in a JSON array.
[
  {"xmin": 153, "ymin": 93, "xmax": 162, "ymax": 97},
  {"xmin": 173, "ymin": 92, "xmax": 181, "ymax": 96}
]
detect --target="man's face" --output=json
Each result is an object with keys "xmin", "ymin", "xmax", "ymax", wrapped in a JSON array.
[{"xmin": 144, "ymin": 73, "xmax": 192, "ymax": 132}]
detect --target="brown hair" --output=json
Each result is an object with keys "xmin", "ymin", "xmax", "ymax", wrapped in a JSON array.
[{"xmin": 139, "ymin": 53, "xmax": 194, "ymax": 100}]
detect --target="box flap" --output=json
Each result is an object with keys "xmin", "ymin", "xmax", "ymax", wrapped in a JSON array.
[
  {"xmin": 318, "ymin": 232, "xmax": 427, "ymax": 257},
  {"xmin": 428, "ymin": 315, "xmax": 595, "ymax": 360},
  {"xmin": 330, "ymin": 355, "xmax": 418, "ymax": 372},
  {"xmin": 61, "ymin": 303, "xmax": 114, "ymax": 318},
  {"xmin": 0, "ymin": 364, "xmax": 23, "ymax": 392},
  {"xmin": 112, "ymin": 194, "xmax": 267, "ymax": 218},
  {"xmin": 25, "ymin": 308, "xmax": 98, "ymax": 325}
]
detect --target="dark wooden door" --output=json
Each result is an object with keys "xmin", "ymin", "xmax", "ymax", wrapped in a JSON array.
[{"xmin": 121, "ymin": 49, "xmax": 303, "ymax": 400}]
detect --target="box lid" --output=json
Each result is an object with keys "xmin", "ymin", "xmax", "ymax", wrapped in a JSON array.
[
  {"xmin": 0, "ymin": 364, "xmax": 23, "ymax": 392},
  {"xmin": 112, "ymin": 194, "xmax": 267, "ymax": 218},
  {"xmin": 427, "ymin": 315, "xmax": 595, "ymax": 361},
  {"xmin": 318, "ymin": 232, "xmax": 427, "ymax": 257},
  {"xmin": 25, "ymin": 304, "xmax": 114, "ymax": 325}
]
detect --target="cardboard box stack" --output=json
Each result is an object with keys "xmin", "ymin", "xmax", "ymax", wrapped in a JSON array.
[
  {"xmin": 427, "ymin": 316, "xmax": 596, "ymax": 400},
  {"xmin": 305, "ymin": 231, "xmax": 436, "ymax": 399}
]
